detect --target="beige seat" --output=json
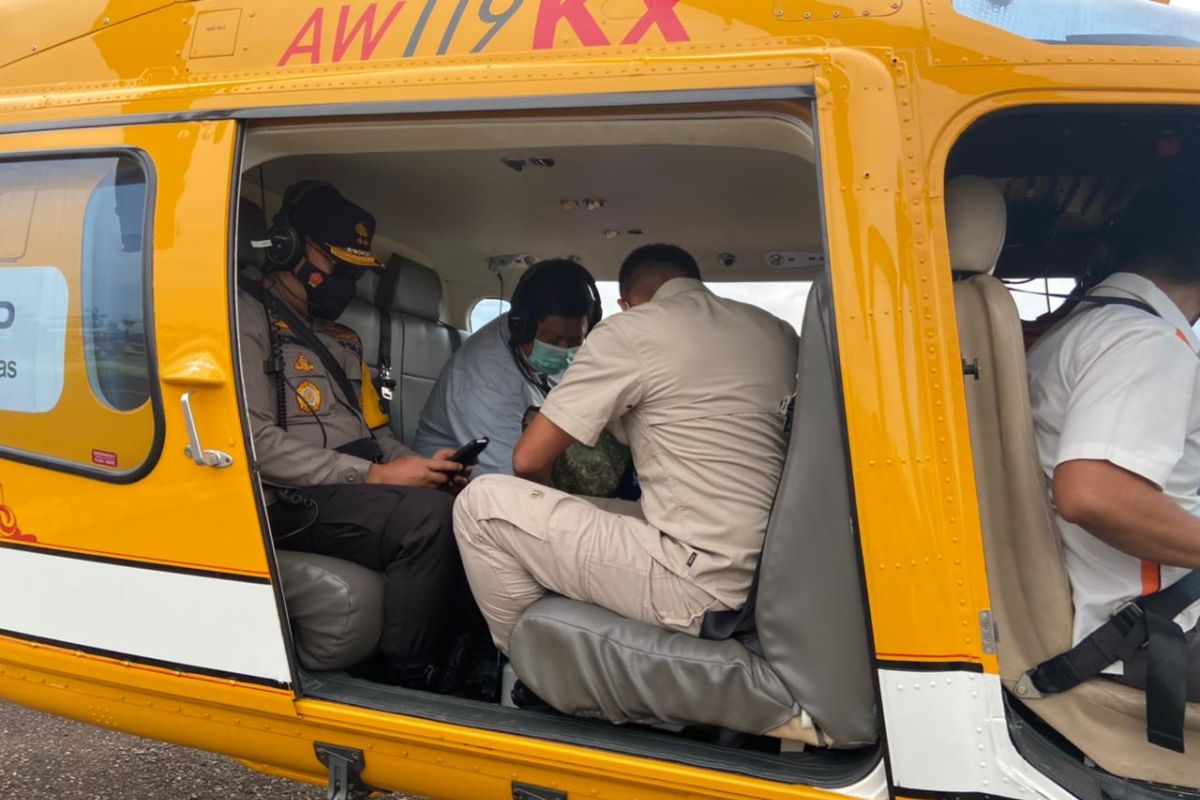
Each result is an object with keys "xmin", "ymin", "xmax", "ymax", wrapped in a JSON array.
[{"xmin": 948, "ymin": 176, "xmax": 1200, "ymax": 786}]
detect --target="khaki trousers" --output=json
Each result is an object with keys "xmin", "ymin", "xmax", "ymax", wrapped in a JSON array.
[{"xmin": 453, "ymin": 474, "xmax": 722, "ymax": 654}]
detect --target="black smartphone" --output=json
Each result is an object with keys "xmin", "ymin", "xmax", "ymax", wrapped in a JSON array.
[{"xmin": 448, "ymin": 437, "xmax": 489, "ymax": 465}]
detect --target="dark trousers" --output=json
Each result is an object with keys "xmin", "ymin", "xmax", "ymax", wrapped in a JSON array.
[
  {"xmin": 1111, "ymin": 625, "xmax": 1200, "ymax": 702},
  {"xmin": 270, "ymin": 484, "xmax": 478, "ymax": 668}
]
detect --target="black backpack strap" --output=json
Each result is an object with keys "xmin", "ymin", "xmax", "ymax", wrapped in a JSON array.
[
  {"xmin": 239, "ymin": 278, "xmax": 362, "ymax": 417},
  {"xmin": 1019, "ymin": 571, "xmax": 1200, "ymax": 752},
  {"xmin": 1074, "ymin": 295, "xmax": 1161, "ymax": 317}
]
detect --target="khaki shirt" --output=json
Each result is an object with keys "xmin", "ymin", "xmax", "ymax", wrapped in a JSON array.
[
  {"xmin": 238, "ymin": 287, "xmax": 412, "ymax": 494},
  {"xmin": 540, "ymin": 278, "xmax": 799, "ymax": 608}
]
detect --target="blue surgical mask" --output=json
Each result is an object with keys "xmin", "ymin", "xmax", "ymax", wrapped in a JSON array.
[{"xmin": 528, "ymin": 339, "xmax": 578, "ymax": 376}]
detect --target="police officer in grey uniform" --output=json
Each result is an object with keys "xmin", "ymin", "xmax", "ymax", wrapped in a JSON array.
[{"xmin": 238, "ymin": 181, "xmax": 481, "ymax": 691}]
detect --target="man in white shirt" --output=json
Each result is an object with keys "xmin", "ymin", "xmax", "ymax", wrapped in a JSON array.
[
  {"xmin": 453, "ymin": 244, "xmax": 799, "ymax": 653},
  {"xmin": 1027, "ymin": 181, "xmax": 1200, "ymax": 701}
]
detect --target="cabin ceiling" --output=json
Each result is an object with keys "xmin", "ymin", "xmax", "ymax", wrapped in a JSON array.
[{"xmin": 243, "ymin": 114, "xmax": 821, "ymax": 285}]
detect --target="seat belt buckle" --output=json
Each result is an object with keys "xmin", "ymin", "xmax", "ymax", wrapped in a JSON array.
[
  {"xmin": 377, "ymin": 367, "xmax": 396, "ymax": 401},
  {"xmin": 1112, "ymin": 601, "xmax": 1146, "ymax": 635},
  {"xmin": 1106, "ymin": 601, "xmax": 1151, "ymax": 663}
]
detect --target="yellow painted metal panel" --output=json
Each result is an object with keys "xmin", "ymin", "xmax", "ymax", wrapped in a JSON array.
[
  {"xmin": 0, "ymin": 121, "xmax": 267, "ymax": 578},
  {"xmin": 0, "ymin": 0, "xmax": 1196, "ymax": 793},
  {"xmin": 773, "ymin": 0, "xmax": 903, "ymax": 22},
  {"xmin": 0, "ymin": 0, "xmax": 171, "ymax": 68},
  {"xmin": 189, "ymin": 9, "xmax": 243, "ymax": 59},
  {"xmin": 0, "ymin": 634, "xmax": 850, "ymax": 800},
  {"xmin": 812, "ymin": 48, "xmax": 994, "ymax": 667}
]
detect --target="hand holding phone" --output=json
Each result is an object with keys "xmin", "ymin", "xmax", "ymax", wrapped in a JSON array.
[{"xmin": 449, "ymin": 437, "xmax": 490, "ymax": 465}]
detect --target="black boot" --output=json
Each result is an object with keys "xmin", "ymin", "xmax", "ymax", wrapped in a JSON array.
[
  {"xmin": 464, "ymin": 639, "xmax": 500, "ymax": 703},
  {"xmin": 389, "ymin": 660, "xmax": 439, "ymax": 690},
  {"xmin": 433, "ymin": 633, "xmax": 472, "ymax": 696},
  {"xmin": 389, "ymin": 658, "xmax": 470, "ymax": 695},
  {"xmin": 510, "ymin": 679, "xmax": 552, "ymax": 710}
]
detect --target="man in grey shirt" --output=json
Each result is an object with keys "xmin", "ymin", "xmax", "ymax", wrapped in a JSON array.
[{"xmin": 413, "ymin": 259, "xmax": 600, "ymax": 475}]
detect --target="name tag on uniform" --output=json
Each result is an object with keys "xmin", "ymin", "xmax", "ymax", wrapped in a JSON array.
[{"xmin": 0, "ymin": 267, "xmax": 68, "ymax": 413}]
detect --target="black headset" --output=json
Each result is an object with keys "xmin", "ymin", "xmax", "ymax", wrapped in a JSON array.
[
  {"xmin": 507, "ymin": 259, "xmax": 602, "ymax": 345},
  {"xmin": 265, "ymin": 180, "xmax": 334, "ymax": 269}
]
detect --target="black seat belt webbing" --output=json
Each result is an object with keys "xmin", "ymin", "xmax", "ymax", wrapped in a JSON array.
[
  {"xmin": 375, "ymin": 266, "xmax": 398, "ymax": 403},
  {"xmin": 240, "ymin": 279, "xmax": 361, "ymax": 415},
  {"xmin": 1024, "ymin": 571, "xmax": 1200, "ymax": 752},
  {"xmin": 1146, "ymin": 609, "xmax": 1190, "ymax": 751}
]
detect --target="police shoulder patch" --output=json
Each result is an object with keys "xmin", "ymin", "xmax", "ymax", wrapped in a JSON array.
[{"xmin": 295, "ymin": 379, "xmax": 323, "ymax": 414}]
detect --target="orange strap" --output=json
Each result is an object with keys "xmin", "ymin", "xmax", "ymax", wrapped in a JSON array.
[{"xmin": 1141, "ymin": 560, "xmax": 1163, "ymax": 596}]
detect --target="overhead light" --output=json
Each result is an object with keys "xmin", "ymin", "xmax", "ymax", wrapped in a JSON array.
[
  {"xmin": 501, "ymin": 158, "xmax": 526, "ymax": 172},
  {"xmin": 531, "ymin": 157, "xmax": 556, "ymax": 168},
  {"xmin": 766, "ymin": 251, "xmax": 825, "ymax": 268},
  {"xmin": 560, "ymin": 199, "xmax": 580, "ymax": 212},
  {"xmin": 488, "ymin": 254, "xmax": 536, "ymax": 272},
  {"xmin": 627, "ymin": 228, "xmax": 643, "ymax": 235},
  {"xmin": 585, "ymin": 198, "xmax": 605, "ymax": 211},
  {"xmin": 604, "ymin": 229, "xmax": 621, "ymax": 240}
]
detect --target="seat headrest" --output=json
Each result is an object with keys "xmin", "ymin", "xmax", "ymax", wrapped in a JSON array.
[
  {"xmin": 383, "ymin": 255, "xmax": 443, "ymax": 321},
  {"xmin": 237, "ymin": 198, "xmax": 269, "ymax": 271},
  {"xmin": 946, "ymin": 176, "xmax": 1007, "ymax": 275},
  {"xmin": 356, "ymin": 268, "xmax": 381, "ymax": 303}
]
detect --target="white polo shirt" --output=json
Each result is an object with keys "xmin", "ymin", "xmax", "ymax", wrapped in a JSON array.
[{"xmin": 1027, "ymin": 272, "xmax": 1200, "ymax": 668}]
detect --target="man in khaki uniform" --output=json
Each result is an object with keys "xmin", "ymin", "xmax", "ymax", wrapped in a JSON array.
[
  {"xmin": 453, "ymin": 244, "xmax": 799, "ymax": 652},
  {"xmin": 239, "ymin": 180, "xmax": 481, "ymax": 691}
]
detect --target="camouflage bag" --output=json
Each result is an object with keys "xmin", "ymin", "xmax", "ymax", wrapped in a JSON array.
[
  {"xmin": 522, "ymin": 407, "xmax": 632, "ymax": 498},
  {"xmin": 552, "ymin": 429, "xmax": 632, "ymax": 498}
]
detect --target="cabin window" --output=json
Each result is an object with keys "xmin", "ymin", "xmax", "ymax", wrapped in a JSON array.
[
  {"xmin": 1005, "ymin": 277, "xmax": 1076, "ymax": 322},
  {"xmin": 468, "ymin": 296, "xmax": 511, "ymax": 333},
  {"xmin": 82, "ymin": 159, "xmax": 151, "ymax": 412},
  {"xmin": 593, "ymin": 280, "xmax": 811, "ymax": 332},
  {"xmin": 953, "ymin": 0, "xmax": 1200, "ymax": 48},
  {"xmin": 0, "ymin": 154, "xmax": 157, "ymax": 478}
]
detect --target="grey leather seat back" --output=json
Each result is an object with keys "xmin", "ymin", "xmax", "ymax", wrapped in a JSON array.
[
  {"xmin": 337, "ymin": 268, "xmax": 383, "ymax": 371},
  {"xmin": 380, "ymin": 255, "xmax": 459, "ymax": 443},
  {"xmin": 754, "ymin": 273, "xmax": 877, "ymax": 747}
]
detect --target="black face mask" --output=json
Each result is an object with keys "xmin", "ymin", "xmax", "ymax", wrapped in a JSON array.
[{"xmin": 295, "ymin": 260, "xmax": 358, "ymax": 320}]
